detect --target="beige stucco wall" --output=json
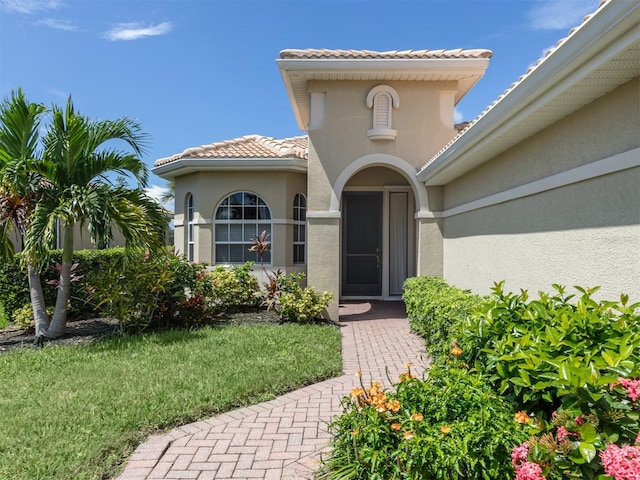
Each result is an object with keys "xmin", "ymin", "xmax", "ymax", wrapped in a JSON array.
[
  {"xmin": 306, "ymin": 80, "xmax": 458, "ymax": 318},
  {"xmin": 174, "ymin": 170, "xmax": 307, "ymax": 270},
  {"xmin": 443, "ymin": 78, "xmax": 640, "ymax": 209},
  {"xmin": 441, "ymin": 78, "xmax": 640, "ymax": 301},
  {"xmin": 307, "ymin": 80, "xmax": 458, "ymax": 212}
]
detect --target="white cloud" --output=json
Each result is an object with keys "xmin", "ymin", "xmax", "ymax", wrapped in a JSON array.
[
  {"xmin": 104, "ymin": 21, "xmax": 173, "ymax": 41},
  {"xmin": 38, "ymin": 17, "xmax": 77, "ymax": 31},
  {"xmin": 528, "ymin": 0, "xmax": 600, "ymax": 31},
  {"xmin": 46, "ymin": 87, "xmax": 69, "ymax": 100},
  {"xmin": 145, "ymin": 185, "xmax": 174, "ymax": 211},
  {"xmin": 0, "ymin": 0, "xmax": 61, "ymax": 14},
  {"xmin": 453, "ymin": 108, "xmax": 464, "ymax": 124}
]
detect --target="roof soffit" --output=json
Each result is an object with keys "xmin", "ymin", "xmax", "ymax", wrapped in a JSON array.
[{"xmin": 418, "ymin": 0, "xmax": 640, "ymax": 185}]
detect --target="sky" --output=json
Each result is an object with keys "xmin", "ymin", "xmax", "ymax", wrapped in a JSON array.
[{"xmin": 0, "ymin": 0, "xmax": 602, "ymax": 206}]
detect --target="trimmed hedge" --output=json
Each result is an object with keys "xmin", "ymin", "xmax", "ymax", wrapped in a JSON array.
[
  {"xmin": 402, "ymin": 276, "xmax": 485, "ymax": 362},
  {"xmin": 0, "ymin": 248, "xmax": 126, "ymax": 322}
]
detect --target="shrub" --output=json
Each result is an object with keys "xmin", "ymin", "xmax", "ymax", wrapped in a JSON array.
[
  {"xmin": 459, "ymin": 282, "xmax": 640, "ymax": 415},
  {"xmin": 403, "ymin": 276, "xmax": 485, "ymax": 363},
  {"xmin": 0, "ymin": 255, "xmax": 31, "ymax": 321},
  {"xmin": 93, "ymin": 249, "xmax": 212, "ymax": 331},
  {"xmin": 12, "ymin": 304, "xmax": 54, "ymax": 332},
  {"xmin": 277, "ymin": 273, "xmax": 333, "ymax": 323},
  {"xmin": 457, "ymin": 282, "xmax": 640, "ymax": 479},
  {"xmin": 207, "ymin": 262, "xmax": 261, "ymax": 312},
  {"xmin": 318, "ymin": 365, "xmax": 529, "ymax": 479}
]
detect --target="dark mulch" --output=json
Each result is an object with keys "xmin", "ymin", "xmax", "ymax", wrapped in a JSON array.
[
  {"xmin": 0, "ymin": 317, "xmax": 121, "ymax": 354},
  {"xmin": 0, "ymin": 310, "xmax": 285, "ymax": 355}
]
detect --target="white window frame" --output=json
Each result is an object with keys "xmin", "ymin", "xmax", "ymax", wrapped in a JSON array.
[
  {"xmin": 187, "ymin": 194, "xmax": 195, "ymax": 262},
  {"xmin": 214, "ymin": 191, "xmax": 272, "ymax": 265},
  {"xmin": 293, "ymin": 193, "xmax": 306, "ymax": 264}
]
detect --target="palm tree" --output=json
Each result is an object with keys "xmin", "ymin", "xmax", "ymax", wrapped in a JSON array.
[
  {"xmin": 23, "ymin": 97, "xmax": 170, "ymax": 338},
  {"xmin": 0, "ymin": 89, "xmax": 50, "ymax": 337}
]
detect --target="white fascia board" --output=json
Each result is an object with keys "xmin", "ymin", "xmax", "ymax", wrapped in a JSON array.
[
  {"xmin": 152, "ymin": 158, "xmax": 308, "ymax": 180},
  {"xmin": 417, "ymin": 0, "xmax": 640, "ymax": 186},
  {"xmin": 276, "ymin": 57, "xmax": 490, "ymax": 76},
  {"xmin": 277, "ymin": 64, "xmax": 308, "ymax": 131}
]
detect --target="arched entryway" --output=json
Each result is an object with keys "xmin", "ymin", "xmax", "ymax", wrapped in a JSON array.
[{"xmin": 340, "ymin": 166, "xmax": 416, "ymax": 299}]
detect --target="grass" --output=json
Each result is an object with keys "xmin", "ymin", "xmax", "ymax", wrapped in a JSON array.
[{"xmin": 0, "ymin": 322, "xmax": 342, "ymax": 480}]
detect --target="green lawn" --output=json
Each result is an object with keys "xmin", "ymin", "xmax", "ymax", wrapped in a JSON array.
[{"xmin": 0, "ymin": 323, "xmax": 342, "ymax": 480}]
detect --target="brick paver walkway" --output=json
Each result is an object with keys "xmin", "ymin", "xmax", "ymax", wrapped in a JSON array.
[{"xmin": 116, "ymin": 301, "xmax": 429, "ymax": 480}]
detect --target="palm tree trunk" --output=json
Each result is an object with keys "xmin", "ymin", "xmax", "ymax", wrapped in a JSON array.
[
  {"xmin": 28, "ymin": 263, "xmax": 49, "ymax": 338},
  {"xmin": 47, "ymin": 223, "xmax": 74, "ymax": 339}
]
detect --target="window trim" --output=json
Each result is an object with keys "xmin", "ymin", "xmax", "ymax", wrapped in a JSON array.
[
  {"xmin": 366, "ymin": 85, "xmax": 400, "ymax": 141},
  {"xmin": 187, "ymin": 193, "xmax": 195, "ymax": 262},
  {"xmin": 213, "ymin": 191, "xmax": 273, "ymax": 265},
  {"xmin": 293, "ymin": 193, "xmax": 306, "ymax": 265}
]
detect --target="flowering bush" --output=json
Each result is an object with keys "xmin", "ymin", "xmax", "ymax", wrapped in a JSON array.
[
  {"xmin": 317, "ymin": 365, "xmax": 529, "ymax": 479},
  {"xmin": 455, "ymin": 282, "xmax": 640, "ymax": 479}
]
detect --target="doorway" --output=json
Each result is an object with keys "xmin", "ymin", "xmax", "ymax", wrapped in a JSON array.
[{"xmin": 342, "ymin": 192, "xmax": 382, "ymax": 296}]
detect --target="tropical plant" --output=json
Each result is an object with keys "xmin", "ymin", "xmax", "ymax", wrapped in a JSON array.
[
  {"xmin": 20, "ymin": 96, "xmax": 169, "ymax": 338},
  {"xmin": 318, "ymin": 365, "xmax": 529, "ymax": 479},
  {"xmin": 0, "ymin": 89, "xmax": 50, "ymax": 336}
]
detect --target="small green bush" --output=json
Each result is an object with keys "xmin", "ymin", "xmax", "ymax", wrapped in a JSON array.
[
  {"xmin": 318, "ymin": 365, "xmax": 529, "ymax": 479},
  {"xmin": 207, "ymin": 262, "xmax": 260, "ymax": 312},
  {"xmin": 271, "ymin": 272, "xmax": 331, "ymax": 323},
  {"xmin": 12, "ymin": 304, "xmax": 54, "ymax": 332},
  {"xmin": 0, "ymin": 256, "xmax": 30, "ymax": 321},
  {"xmin": 402, "ymin": 276, "xmax": 485, "ymax": 362},
  {"xmin": 0, "ymin": 303, "xmax": 9, "ymax": 329}
]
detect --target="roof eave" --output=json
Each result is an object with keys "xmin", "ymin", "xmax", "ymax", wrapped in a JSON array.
[
  {"xmin": 152, "ymin": 158, "xmax": 308, "ymax": 180},
  {"xmin": 418, "ymin": 0, "xmax": 640, "ymax": 186}
]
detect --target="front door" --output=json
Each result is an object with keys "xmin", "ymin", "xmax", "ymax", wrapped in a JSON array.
[{"xmin": 342, "ymin": 192, "xmax": 382, "ymax": 296}]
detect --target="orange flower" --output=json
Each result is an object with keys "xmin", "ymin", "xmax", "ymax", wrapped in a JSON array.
[
  {"xmin": 376, "ymin": 403, "xmax": 387, "ymax": 413},
  {"xmin": 514, "ymin": 411, "xmax": 530, "ymax": 424},
  {"xmin": 399, "ymin": 372, "xmax": 416, "ymax": 382},
  {"xmin": 411, "ymin": 413, "xmax": 424, "ymax": 422},
  {"xmin": 387, "ymin": 400, "xmax": 401, "ymax": 412},
  {"xmin": 440, "ymin": 425, "xmax": 451, "ymax": 434},
  {"xmin": 351, "ymin": 388, "xmax": 365, "ymax": 398},
  {"xmin": 404, "ymin": 430, "xmax": 414, "ymax": 440},
  {"xmin": 355, "ymin": 370, "xmax": 363, "ymax": 377},
  {"xmin": 372, "ymin": 392, "xmax": 387, "ymax": 406},
  {"xmin": 391, "ymin": 423, "xmax": 402, "ymax": 431},
  {"xmin": 351, "ymin": 429, "xmax": 359, "ymax": 436},
  {"xmin": 451, "ymin": 347, "xmax": 463, "ymax": 356},
  {"xmin": 404, "ymin": 362, "xmax": 413, "ymax": 368}
]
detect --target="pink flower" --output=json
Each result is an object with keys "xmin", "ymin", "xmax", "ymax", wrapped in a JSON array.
[
  {"xmin": 511, "ymin": 442, "xmax": 529, "ymax": 466},
  {"xmin": 636, "ymin": 431, "xmax": 640, "ymax": 445},
  {"xmin": 600, "ymin": 443, "xmax": 640, "ymax": 480},
  {"xmin": 557, "ymin": 426, "xmax": 571, "ymax": 442},
  {"xmin": 575, "ymin": 415, "xmax": 584, "ymax": 426},
  {"xmin": 515, "ymin": 461, "xmax": 546, "ymax": 480},
  {"xmin": 618, "ymin": 378, "xmax": 640, "ymax": 402}
]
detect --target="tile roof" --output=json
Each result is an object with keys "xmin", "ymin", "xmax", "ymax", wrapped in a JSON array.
[
  {"xmin": 154, "ymin": 135, "xmax": 309, "ymax": 167},
  {"xmin": 421, "ymin": 0, "xmax": 614, "ymax": 171},
  {"xmin": 279, "ymin": 48, "xmax": 492, "ymax": 59}
]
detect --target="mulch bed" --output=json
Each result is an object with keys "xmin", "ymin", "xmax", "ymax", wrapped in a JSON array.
[
  {"xmin": 0, "ymin": 317, "xmax": 121, "ymax": 354},
  {"xmin": 0, "ymin": 310, "xmax": 285, "ymax": 355}
]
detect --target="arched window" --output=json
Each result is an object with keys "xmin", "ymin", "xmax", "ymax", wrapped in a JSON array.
[
  {"xmin": 214, "ymin": 192, "xmax": 272, "ymax": 264},
  {"xmin": 186, "ymin": 194, "xmax": 195, "ymax": 262},
  {"xmin": 293, "ymin": 193, "xmax": 306, "ymax": 264}
]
